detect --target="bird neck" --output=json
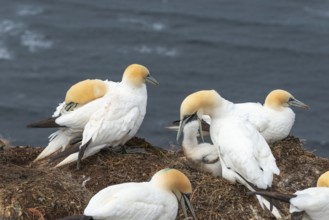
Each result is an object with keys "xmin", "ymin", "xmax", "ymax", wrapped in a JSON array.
[
  {"xmin": 183, "ymin": 121, "xmax": 199, "ymax": 149},
  {"xmin": 207, "ymin": 98, "xmax": 234, "ymax": 118},
  {"xmin": 121, "ymin": 80, "xmax": 146, "ymax": 91}
]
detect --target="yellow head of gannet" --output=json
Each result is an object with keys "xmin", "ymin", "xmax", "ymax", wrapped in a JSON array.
[
  {"xmin": 64, "ymin": 64, "xmax": 158, "ymax": 109},
  {"xmin": 151, "ymin": 168, "xmax": 196, "ymax": 219},
  {"xmin": 177, "ymin": 90, "xmax": 221, "ymax": 141},
  {"xmin": 317, "ymin": 171, "xmax": 329, "ymax": 187},
  {"xmin": 122, "ymin": 63, "xmax": 159, "ymax": 88},
  {"xmin": 65, "ymin": 79, "xmax": 108, "ymax": 110},
  {"xmin": 264, "ymin": 89, "xmax": 309, "ymax": 110}
]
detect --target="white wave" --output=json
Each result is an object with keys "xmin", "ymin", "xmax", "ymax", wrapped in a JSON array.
[
  {"xmin": 0, "ymin": 42, "xmax": 13, "ymax": 60},
  {"xmin": 134, "ymin": 45, "xmax": 177, "ymax": 57},
  {"xmin": 20, "ymin": 30, "xmax": 53, "ymax": 52},
  {"xmin": 0, "ymin": 20, "xmax": 24, "ymax": 35},
  {"xmin": 16, "ymin": 5, "xmax": 43, "ymax": 16},
  {"xmin": 118, "ymin": 17, "xmax": 166, "ymax": 31},
  {"xmin": 151, "ymin": 22, "xmax": 165, "ymax": 31}
]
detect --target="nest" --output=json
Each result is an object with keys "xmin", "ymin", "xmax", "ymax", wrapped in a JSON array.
[{"xmin": 0, "ymin": 136, "xmax": 328, "ymax": 220}]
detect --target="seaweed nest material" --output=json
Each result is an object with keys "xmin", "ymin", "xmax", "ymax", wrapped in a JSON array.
[{"xmin": 0, "ymin": 136, "xmax": 329, "ymax": 220}]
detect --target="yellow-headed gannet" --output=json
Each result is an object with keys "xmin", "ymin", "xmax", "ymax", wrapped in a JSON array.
[
  {"xmin": 59, "ymin": 168, "xmax": 197, "ymax": 220},
  {"xmin": 185, "ymin": 89, "xmax": 309, "ymax": 144},
  {"xmin": 182, "ymin": 116, "xmax": 221, "ymax": 177},
  {"xmin": 177, "ymin": 90, "xmax": 282, "ymax": 218},
  {"xmin": 236, "ymin": 89, "xmax": 309, "ymax": 143},
  {"xmin": 249, "ymin": 171, "xmax": 329, "ymax": 220},
  {"xmin": 28, "ymin": 64, "xmax": 158, "ymax": 169}
]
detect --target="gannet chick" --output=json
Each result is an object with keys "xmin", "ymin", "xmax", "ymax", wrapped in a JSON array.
[
  {"xmin": 59, "ymin": 168, "xmax": 197, "ymax": 220},
  {"xmin": 182, "ymin": 116, "xmax": 221, "ymax": 177},
  {"xmin": 249, "ymin": 171, "xmax": 329, "ymax": 220},
  {"xmin": 177, "ymin": 90, "xmax": 281, "ymax": 218},
  {"xmin": 28, "ymin": 64, "xmax": 158, "ymax": 169},
  {"xmin": 186, "ymin": 89, "xmax": 309, "ymax": 144}
]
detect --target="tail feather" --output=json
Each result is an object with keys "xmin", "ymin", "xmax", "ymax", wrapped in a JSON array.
[
  {"xmin": 34, "ymin": 129, "xmax": 74, "ymax": 162},
  {"xmin": 247, "ymin": 191, "xmax": 296, "ymax": 203},
  {"xmin": 49, "ymin": 142, "xmax": 81, "ymax": 163},
  {"xmin": 55, "ymin": 143, "xmax": 107, "ymax": 168},
  {"xmin": 234, "ymin": 172, "xmax": 283, "ymax": 219},
  {"xmin": 27, "ymin": 117, "xmax": 61, "ymax": 128},
  {"xmin": 57, "ymin": 215, "xmax": 92, "ymax": 220},
  {"xmin": 55, "ymin": 152, "xmax": 79, "ymax": 167},
  {"xmin": 255, "ymin": 195, "xmax": 282, "ymax": 219},
  {"xmin": 291, "ymin": 211, "xmax": 305, "ymax": 220}
]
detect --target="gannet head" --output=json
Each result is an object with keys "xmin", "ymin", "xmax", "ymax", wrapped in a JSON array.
[
  {"xmin": 317, "ymin": 171, "xmax": 329, "ymax": 187},
  {"xmin": 264, "ymin": 89, "xmax": 309, "ymax": 110},
  {"xmin": 177, "ymin": 90, "xmax": 221, "ymax": 142},
  {"xmin": 151, "ymin": 168, "xmax": 196, "ymax": 219},
  {"xmin": 65, "ymin": 79, "xmax": 107, "ymax": 109},
  {"xmin": 122, "ymin": 64, "xmax": 159, "ymax": 88}
]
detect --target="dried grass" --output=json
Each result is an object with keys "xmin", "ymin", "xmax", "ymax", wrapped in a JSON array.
[{"xmin": 0, "ymin": 136, "xmax": 328, "ymax": 220}]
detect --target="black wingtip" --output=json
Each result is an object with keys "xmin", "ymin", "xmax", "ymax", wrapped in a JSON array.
[
  {"xmin": 27, "ymin": 116, "xmax": 61, "ymax": 128},
  {"xmin": 291, "ymin": 211, "xmax": 305, "ymax": 220},
  {"xmin": 247, "ymin": 190, "xmax": 296, "ymax": 203},
  {"xmin": 49, "ymin": 141, "xmax": 81, "ymax": 163},
  {"xmin": 57, "ymin": 215, "xmax": 91, "ymax": 220}
]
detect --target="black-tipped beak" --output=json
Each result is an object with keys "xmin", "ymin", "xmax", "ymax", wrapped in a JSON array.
[
  {"xmin": 176, "ymin": 113, "xmax": 198, "ymax": 143},
  {"xmin": 180, "ymin": 193, "xmax": 197, "ymax": 220},
  {"xmin": 145, "ymin": 75, "xmax": 159, "ymax": 86},
  {"xmin": 288, "ymin": 97, "xmax": 309, "ymax": 110}
]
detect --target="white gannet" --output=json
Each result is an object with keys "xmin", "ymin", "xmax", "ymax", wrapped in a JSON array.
[
  {"xmin": 236, "ymin": 89, "xmax": 309, "ymax": 143},
  {"xmin": 177, "ymin": 90, "xmax": 282, "ymax": 218},
  {"xmin": 250, "ymin": 171, "xmax": 329, "ymax": 220},
  {"xmin": 59, "ymin": 168, "xmax": 197, "ymax": 220},
  {"xmin": 175, "ymin": 89, "xmax": 309, "ymax": 144},
  {"xmin": 182, "ymin": 116, "xmax": 221, "ymax": 177},
  {"xmin": 28, "ymin": 64, "xmax": 158, "ymax": 168}
]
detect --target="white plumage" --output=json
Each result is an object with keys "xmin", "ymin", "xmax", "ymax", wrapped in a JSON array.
[
  {"xmin": 34, "ymin": 82, "xmax": 112, "ymax": 162},
  {"xmin": 210, "ymin": 114, "xmax": 279, "ymax": 189},
  {"xmin": 290, "ymin": 187, "xmax": 329, "ymax": 220},
  {"xmin": 30, "ymin": 64, "xmax": 158, "ymax": 168},
  {"xmin": 79, "ymin": 168, "xmax": 196, "ymax": 220},
  {"xmin": 177, "ymin": 90, "xmax": 281, "ymax": 218},
  {"xmin": 190, "ymin": 89, "xmax": 309, "ymax": 144},
  {"xmin": 56, "ymin": 80, "xmax": 148, "ymax": 167},
  {"xmin": 84, "ymin": 182, "xmax": 177, "ymax": 220},
  {"xmin": 235, "ymin": 89, "xmax": 309, "ymax": 143},
  {"xmin": 182, "ymin": 119, "xmax": 221, "ymax": 177}
]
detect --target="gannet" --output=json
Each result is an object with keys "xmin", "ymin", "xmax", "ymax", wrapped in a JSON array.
[
  {"xmin": 249, "ymin": 171, "xmax": 329, "ymax": 220},
  {"xmin": 176, "ymin": 89, "xmax": 309, "ymax": 144},
  {"xmin": 59, "ymin": 168, "xmax": 197, "ymax": 220},
  {"xmin": 236, "ymin": 89, "xmax": 309, "ymax": 143},
  {"xmin": 28, "ymin": 64, "xmax": 158, "ymax": 168},
  {"xmin": 182, "ymin": 116, "xmax": 221, "ymax": 177},
  {"xmin": 177, "ymin": 90, "xmax": 282, "ymax": 218}
]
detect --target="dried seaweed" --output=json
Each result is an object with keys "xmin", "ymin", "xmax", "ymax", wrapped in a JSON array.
[{"xmin": 0, "ymin": 136, "xmax": 328, "ymax": 220}]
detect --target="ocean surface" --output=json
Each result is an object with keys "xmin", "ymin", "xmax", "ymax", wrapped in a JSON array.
[{"xmin": 0, "ymin": 0, "xmax": 329, "ymax": 157}]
